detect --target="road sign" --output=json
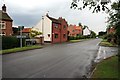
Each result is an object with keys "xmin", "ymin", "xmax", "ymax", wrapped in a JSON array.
[{"xmin": 16, "ymin": 35, "xmax": 26, "ymax": 38}]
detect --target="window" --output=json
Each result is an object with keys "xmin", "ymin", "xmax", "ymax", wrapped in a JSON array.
[
  {"xmin": 48, "ymin": 34, "xmax": 50, "ymax": 37},
  {"xmin": 54, "ymin": 24, "xmax": 58, "ymax": 29},
  {"xmin": 63, "ymin": 34, "xmax": 66, "ymax": 38},
  {"xmin": 77, "ymin": 34, "xmax": 79, "ymax": 36},
  {"xmin": 54, "ymin": 34, "xmax": 58, "ymax": 38},
  {"xmin": 64, "ymin": 25, "xmax": 66, "ymax": 29},
  {"xmin": 0, "ymin": 21, "xmax": 6, "ymax": 29},
  {"xmin": 0, "ymin": 32, "xmax": 6, "ymax": 36}
]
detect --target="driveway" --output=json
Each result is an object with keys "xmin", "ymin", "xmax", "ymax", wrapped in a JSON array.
[{"xmin": 2, "ymin": 39, "xmax": 101, "ymax": 78}]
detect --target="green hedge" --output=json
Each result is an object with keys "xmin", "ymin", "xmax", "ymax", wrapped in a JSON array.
[
  {"xmin": 2, "ymin": 36, "xmax": 25, "ymax": 50},
  {"xmin": 68, "ymin": 35, "xmax": 91, "ymax": 40}
]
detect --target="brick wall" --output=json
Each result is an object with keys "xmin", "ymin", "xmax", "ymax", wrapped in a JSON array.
[{"xmin": 2, "ymin": 20, "xmax": 13, "ymax": 36}]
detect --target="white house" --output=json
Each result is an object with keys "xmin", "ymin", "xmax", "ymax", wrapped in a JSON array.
[
  {"xmin": 32, "ymin": 14, "xmax": 52, "ymax": 42},
  {"xmin": 83, "ymin": 27, "xmax": 91, "ymax": 36},
  {"xmin": 32, "ymin": 13, "xmax": 68, "ymax": 43}
]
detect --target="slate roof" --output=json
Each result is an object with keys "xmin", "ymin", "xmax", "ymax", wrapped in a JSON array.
[
  {"xmin": 47, "ymin": 15, "xmax": 61, "ymax": 24},
  {"xmin": 0, "ymin": 10, "xmax": 13, "ymax": 21}
]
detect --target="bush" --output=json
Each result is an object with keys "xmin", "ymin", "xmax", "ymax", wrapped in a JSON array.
[{"xmin": 2, "ymin": 36, "xmax": 25, "ymax": 50}]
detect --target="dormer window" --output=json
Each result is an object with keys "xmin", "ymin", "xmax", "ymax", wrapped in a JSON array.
[{"xmin": 0, "ymin": 21, "xmax": 6, "ymax": 29}]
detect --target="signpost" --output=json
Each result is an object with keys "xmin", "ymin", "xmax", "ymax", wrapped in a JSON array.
[{"xmin": 18, "ymin": 26, "xmax": 24, "ymax": 48}]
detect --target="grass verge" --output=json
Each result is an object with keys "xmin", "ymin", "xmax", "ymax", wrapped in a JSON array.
[
  {"xmin": 92, "ymin": 56, "xmax": 118, "ymax": 78},
  {"xmin": 69, "ymin": 40, "xmax": 81, "ymax": 43},
  {"xmin": 0, "ymin": 45, "xmax": 42, "ymax": 55},
  {"xmin": 99, "ymin": 39, "xmax": 116, "ymax": 47},
  {"xmin": 69, "ymin": 39, "xmax": 89, "ymax": 43}
]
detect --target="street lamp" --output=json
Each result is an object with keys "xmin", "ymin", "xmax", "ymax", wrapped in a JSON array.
[
  {"xmin": 41, "ymin": 16, "xmax": 44, "ymax": 45},
  {"xmin": 42, "ymin": 16, "xmax": 44, "ymax": 36}
]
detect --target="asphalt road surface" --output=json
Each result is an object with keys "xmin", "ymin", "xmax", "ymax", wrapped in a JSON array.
[{"xmin": 3, "ymin": 39, "xmax": 101, "ymax": 78}]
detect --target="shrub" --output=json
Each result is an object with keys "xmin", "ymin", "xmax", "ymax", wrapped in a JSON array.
[{"xmin": 2, "ymin": 36, "xmax": 25, "ymax": 50}]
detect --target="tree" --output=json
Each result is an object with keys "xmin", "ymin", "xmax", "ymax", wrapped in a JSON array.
[
  {"xmin": 71, "ymin": 0, "xmax": 111, "ymax": 13},
  {"xmin": 71, "ymin": 0, "xmax": 120, "ymax": 44},
  {"xmin": 29, "ymin": 30, "xmax": 42, "ymax": 38},
  {"xmin": 90, "ymin": 30, "xmax": 97, "ymax": 38},
  {"xmin": 98, "ymin": 31, "xmax": 107, "ymax": 36}
]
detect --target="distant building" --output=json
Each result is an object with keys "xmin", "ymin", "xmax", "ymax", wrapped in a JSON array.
[
  {"xmin": 83, "ymin": 27, "xmax": 91, "ymax": 36},
  {"xmin": 107, "ymin": 27, "xmax": 115, "ymax": 34},
  {"xmin": 0, "ymin": 4, "xmax": 13, "ymax": 36},
  {"xmin": 32, "ymin": 14, "xmax": 68, "ymax": 43},
  {"xmin": 68, "ymin": 24, "xmax": 83, "ymax": 37},
  {"xmin": 21, "ymin": 28, "xmax": 31, "ymax": 37}
]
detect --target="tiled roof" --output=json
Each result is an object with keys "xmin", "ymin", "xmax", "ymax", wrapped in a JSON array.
[
  {"xmin": 21, "ymin": 28, "xmax": 31, "ymax": 33},
  {"xmin": 0, "ymin": 10, "xmax": 13, "ymax": 21},
  {"xmin": 74, "ymin": 26, "xmax": 82, "ymax": 30}
]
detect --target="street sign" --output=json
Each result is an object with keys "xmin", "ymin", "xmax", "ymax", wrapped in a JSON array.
[{"xmin": 16, "ymin": 35, "xmax": 26, "ymax": 38}]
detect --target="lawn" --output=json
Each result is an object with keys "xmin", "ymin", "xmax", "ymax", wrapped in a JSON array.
[
  {"xmin": 92, "ymin": 56, "xmax": 118, "ymax": 78},
  {"xmin": 69, "ymin": 39, "xmax": 89, "ymax": 43},
  {"xmin": 1, "ymin": 45, "xmax": 42, "ymax": 55},
  {"xmin": 99, "ymin": 39, "xmax": 116, "ymax": 47},
  {"xmin": 69, "ymin": 39, "xmax": 81, "ymax": 43}
]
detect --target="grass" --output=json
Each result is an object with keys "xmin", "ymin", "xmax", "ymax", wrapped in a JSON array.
[
  {"xmin": 0, "ymin": 45, "xmax": 43, "ymax": 55},
  {"xmin": 69, "ymin": 39, "xmax": 81, "ymax": 43},
  {"xmin": 92, "ymin": 56, "xmax": 118, "ymax": 78},
  {"xmin": 69, "ymin": 39, "xmax": 89, "ymax": 43},
  {"xmin": 99, "ymin": 39, "xmax": 116, "ymax": 47}
]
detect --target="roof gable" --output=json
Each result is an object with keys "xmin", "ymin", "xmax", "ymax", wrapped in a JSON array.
[
  {"xmin": 0, "ymin": 10, "xmax": 13, "ymax": 21},
  {"xmin": 47, "ymin": 15, "xmax": 61, "ymax": 24}
]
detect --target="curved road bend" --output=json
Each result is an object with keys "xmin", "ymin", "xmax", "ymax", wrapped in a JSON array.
[{"xmin": 3, "ymin": 39, "xmax": 101, "ymax": 78}]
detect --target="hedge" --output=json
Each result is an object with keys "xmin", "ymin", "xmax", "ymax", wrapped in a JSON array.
[
  {"xmin": 2, "ymin": 36, "xmax": 25, "ymax": 50},
  {"xmin": 68, "ymin": 35, "xmax": 91, "ymax": 40}
]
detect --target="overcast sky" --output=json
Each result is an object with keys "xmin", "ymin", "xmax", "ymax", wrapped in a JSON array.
[{"xmin": 1, "ymin": 0, "xmax": 111, "ymax": 34}]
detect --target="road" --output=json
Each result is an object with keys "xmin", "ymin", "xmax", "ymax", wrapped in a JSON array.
[{"xmin": 2, "ymin": 39, "xmax": 101, "ymax": 78}]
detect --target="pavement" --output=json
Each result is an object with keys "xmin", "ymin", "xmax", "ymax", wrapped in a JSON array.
[{"xmin": 2, "ymin": 39, "xmax": 102, "ymax": 78}]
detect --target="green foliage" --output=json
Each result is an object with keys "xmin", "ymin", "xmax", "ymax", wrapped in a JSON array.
[
  {"xmin": 107, "ymin": 1, "xmax": 120, "ymax": 44},
  {"xmin": 71, "ymin": 0, "xmax": 111, "ymax": 13},
  {"xmin": 68, "ymin": 35, "xmax": 91, "ymax": 40},
  {"xmin": 30, "ymin": 30, "xmax": 42, "ymax": 38},
  {"xmin": 98, "ymin": 31, "xmax": 107, "ymax": 36},
  {"xmin": 2, "ymin": 36, "xmax": 19, "ymax": 50},
  {"xmin": 2, "ymin": 36, "xmax": 25, "ymax": 50},
  {"xmin": 90, "ymin": 30, "xmax": 96, "ymax": 38},
  {"xmin": 1, "ymin": 45, "xmax": 42, "ymax": 54},
  {"xmin": 92, "ymin": 56, "xmax": 118, "ymax": 78}
]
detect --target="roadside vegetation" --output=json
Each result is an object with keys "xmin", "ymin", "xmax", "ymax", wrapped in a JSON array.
[
  {"xmin": 69, "ymin": 39, "xmax": 82, "ymax": 43},
  {"xmin": 1, "ymin": 45, "xmax": 42, "ymax": 55},
  {"xmin": 99, "ymin": 39, "xmax": 117, "ymax": 47},
  {"xmin": 92, "ymin": 56, "xmax": 118, "ymax": 78}
]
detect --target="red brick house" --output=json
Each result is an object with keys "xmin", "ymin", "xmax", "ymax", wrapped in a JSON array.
[
  {"xmin": 0, "ymin": 4, "xmax": 13, "ymax": 36},
  {"xmin": 32, "ymin": 14, "xmax": 68, "ymax": 43},
  {"xmin": 68, "ymin": 24, "xmax": 82, "ymax": 37}
]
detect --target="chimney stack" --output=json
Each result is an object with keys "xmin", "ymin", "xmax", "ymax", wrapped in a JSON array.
[{"xmin": 2, "ymin": 4, "xmax": 6, "ymax": 13}]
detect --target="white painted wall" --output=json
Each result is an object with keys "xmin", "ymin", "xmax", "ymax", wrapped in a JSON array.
[
  {"xmin": 32, "ymin": 15, "xmax": 52, "ymax": 42},
  {"xmin": 83, "ymin": 28, "xmax": 91, "ymax": 36}
]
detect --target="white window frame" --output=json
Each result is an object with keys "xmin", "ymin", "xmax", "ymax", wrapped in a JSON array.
[
  {"xmin": 0, "ymin": 32, "xmax": 6, "ymax": 36},
  {"xmin": 0, "ymin": 21, "xmax": 6, "ymax": 29}
]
